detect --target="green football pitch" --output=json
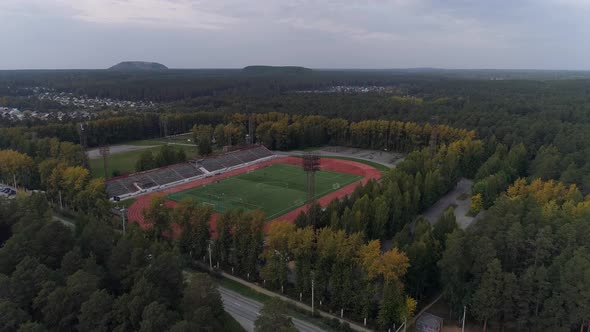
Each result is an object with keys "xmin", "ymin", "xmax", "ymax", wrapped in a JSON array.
[{"xmin": 167, "ymin": 163, "xmax": 362, "ymax": 219}]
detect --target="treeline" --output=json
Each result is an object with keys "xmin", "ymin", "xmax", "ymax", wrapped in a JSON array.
[
  {"xmin": 168, "ymin": 80, "xmax": 590, "ymax": 193},
  {"xmin": 0, "ymin": 195, "xmax": 238, "ymax": 332},
  {"xmin": 260, "ymin": 223, "xmax": 417, "ymax": 329},
  {"xmin": 0, "ymin": 131, "xmax": 110, "ymax": 215},
  {"xmin": 288, "ymin": 138, "xmax": 484, "ymax": 303},
  {"xmin": 252, "ymin": 113, "xmax": 473, "ymax": 152},
  {"xmin": 2, "ymin": 112, "xmax": 225, "ymax": 147},
  {"xmin": 0, "ymin": 69, "xmax": 420, "ymax": 101},
  {"xmin": 186, "ymin": 113, "xmax": 474, "ymax": 158},
  {"xmin": 440, "ymin": 179, "xmax": 590, "ymax": 331},
  {"xmin": 293, "ymin": 138, "xmax": 483, "ymax": 238},
  {"xmin": 471, "ymin": 143, "xmax": 528, "ymax": 211},
  {"xmin": 6, "ymin": 111, "xmax": 474, "ymax": 155}
]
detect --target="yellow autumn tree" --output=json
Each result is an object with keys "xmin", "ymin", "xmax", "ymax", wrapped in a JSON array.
[
  {"xmin": 381, "ymin": 247, "xmax": 410, "ymax": 283},
  {"xmin": 470, "ymin": 193, "xmax": 484, "ymax": 215},
  {"xmin": 0, "ymin": 149, "xmax": 35, "ymax": 187},
  {"xmin": 260, "ymin": 222, "xmax": 295, "ymax": 290},
  {"xmin": 359, "ymin": 240, "xmax": 382, "ymax": 281}
]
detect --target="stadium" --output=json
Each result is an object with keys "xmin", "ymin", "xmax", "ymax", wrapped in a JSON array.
[{"xmin": 105, "ymin": 145, "xmax": 381, "ymax": 234}]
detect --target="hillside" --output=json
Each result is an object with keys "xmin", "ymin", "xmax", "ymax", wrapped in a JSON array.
[
  {"xmin": 242, "ymin": 65, "xmax": 312, "ymax": 75},
  {"xmin": 108, "ymin": 61, "xmax": 168, "ymax": 71}
]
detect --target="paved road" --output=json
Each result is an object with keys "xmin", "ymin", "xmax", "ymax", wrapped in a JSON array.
[
  {"xmin": 219, "ymin": 286, "xmax": 325, "ymax": 332},
  {"xmin": 422, "ymin": 178, "xmax": 481, "ymax": 229},
  {"xmin": 52, "ymin": 214, "xmax": 76, "ymax": 229}
]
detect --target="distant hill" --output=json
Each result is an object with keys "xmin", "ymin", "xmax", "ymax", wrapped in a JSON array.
[
  {"xmin": 108, "ymin": 61, "xmax": 168, "ymax": 71},
  {"xmin": 242, "ymin": 65, "xmax": 312, "ymax": 75}
]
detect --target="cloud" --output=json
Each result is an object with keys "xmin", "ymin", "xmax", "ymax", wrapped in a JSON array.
[
  {"xmin": 1, "ymin": 0, "xmax": 590, "ymax": 69},
  {"xmin": 1, "ymin": 0, "xmax": 241, "ymax": 30}
]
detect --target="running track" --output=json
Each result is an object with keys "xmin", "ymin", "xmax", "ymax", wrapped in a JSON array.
[{"xmin": 127, "ymin": 156, "xmax": 381, "ymax": 237}]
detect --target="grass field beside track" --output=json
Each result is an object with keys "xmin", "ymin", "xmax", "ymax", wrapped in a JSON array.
[
  {"xmin": 89, "ymin": 144, "xmax": 199, "ymax": 178},
  {"xmin": 167, "ymin": 163, "xmax": 362, "ymax": 219}
]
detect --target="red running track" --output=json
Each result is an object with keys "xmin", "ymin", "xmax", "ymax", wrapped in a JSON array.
[{"xmin": 127, "ymin": 156, "xmax": 381, "ymax": 237}]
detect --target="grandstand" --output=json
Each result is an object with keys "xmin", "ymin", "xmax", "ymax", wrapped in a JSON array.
[
  {"xmin": 195, "ymin": 145, "xmax": 273, "ymax": 173},
  {"xmin": 106, "ymin": 145, "xmax": 275, "ymax": 200}
]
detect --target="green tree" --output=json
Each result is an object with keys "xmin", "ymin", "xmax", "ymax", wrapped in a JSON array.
[
  {"xmin": 173, "ymin": 199, "xmax": 212, "ymax": 259},
  {"xmin": 438, "ymin": 229, "xmax": 469, "ymax": 312},
  {"xmin": 254, "ymin": 298, "xmax": 297, "ymax": 332},
  {"xmin": 472, "ymin": 259, "xmax": 503, "ymax": 332},
  {"xmin": 0, "ymin": 300, "xmax": 30, "ymax": 331},
  {"xmin": 80, "ymin": 219, "xmax": 114, "ymax": 265},
  {"xmin": 17, "ymin": 322, "xmax": 47, "ymax": 332},
  {"xmin": 139, "ymin": 301, "xmax": 179, "ymax": 332},
  {"xmin": 433, "ymin": 207, "xmax": 458, "ymax": 248},
  {"xmin": 193, "ymin": 125, "xmax": 213, "ymax": 156},
  {"xmin": 212, "ymin": 210, "xmax": 233, "ymax": 268},
  {"xmin": 529, "ymin": 145, "xmax": 562, "ymax": 180},
  {"xmin": 135, "ymin": 150, "xmax": 156, "ymax": 171},
  {"xmin": 260, "ymin": 222, "xmax": 294, "ymax": 291},
  {"xmin": 155, "ymin": 144, "xmax": 178, "ymax": 167},
  {"xmin": 182, "ymin": 274, "xmax": 224, "ymax": 329},
  {"xmin": 142, "ymin": 194, "xmax": 172, "ymax": 240},
  {"xmin": 78, "ymin": 289, "xmax": 115, "ymax": 332}
]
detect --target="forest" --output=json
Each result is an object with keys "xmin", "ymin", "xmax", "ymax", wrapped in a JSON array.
[{"xmin": 0, "ymin": 70, "xmax": 589, "ymax": 331}]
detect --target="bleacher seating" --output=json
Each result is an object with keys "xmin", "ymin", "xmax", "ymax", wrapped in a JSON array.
[
  {"xmin": 200, "ymin": 159, "xmax": 225, "ymax": 172},
  {"xmin": 135, "ymin": 175, "xmax": 157, "ymax": 189},
  {"xmin": 250, "ymin": 147, "xmax": 272, "ymax": 159},
  {"xmin": 197, "ymin": 146, "xmax": 274, "ymax": 172},
  {"xmin": 106, "ymin": 145, "xmax": 274, "ymax": 199},
  {"xmin": 106, "ymin": 163, "xmax": 204, "ymax": 198},
  {"xmin": 105, "ymin": 181, "xmax": 130, "ymax": 197},
  {"xmin": 174, "ymin": 164, "xmax": 203, "ymax": 178},
  {"xmin": 149, "ymin": 168, "xmax": 182, "ymax": 185},
  {"xmin": 235, "ymin": 150, "xmax": 258, "ymax": 163},
  {"xmin": 119, "ymin": 177, "xmax": 139, "ymax": 192},
  {"xmin": 218, "ymin": 154, "xmax": 242, "ymax": 167}
]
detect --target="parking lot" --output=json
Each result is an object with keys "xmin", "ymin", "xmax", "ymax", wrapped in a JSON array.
[{"xmin": 0, "ymin": 185, "xmax": 16, "ymax": 198}]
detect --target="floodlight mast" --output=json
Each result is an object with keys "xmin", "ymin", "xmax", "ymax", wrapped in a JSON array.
[{"xmin": 99, "ymin": 145, "xmax": 110, "ymax": 180}]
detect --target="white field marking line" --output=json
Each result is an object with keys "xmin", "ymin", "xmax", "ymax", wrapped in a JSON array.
[
  {"xmin": 265, "ymin": 168, "xmax": 363, "ymax": 219},
  {"xmin": 196, "ymin": 190, "xmax": 264, "ymax": 211},
  {"xmin": 266, "ymin": 200, "xmax": 305, "ymax": 220},
  {"xmin": 266, "ymin": 175, "xmax": 360, "ymax": 219}
]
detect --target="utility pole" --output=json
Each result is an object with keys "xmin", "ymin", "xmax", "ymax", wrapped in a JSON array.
[
  {"xmin": 311, "ymin": 277, "xmax": 315, "ymax": 313},
  {"xmin": 462, "ymin": 306, "xmax": 466, "ymax": 332},
  {"xmin": 121, "ymin": 207, "xmax": 127, "ymax": 235},
  {"xmin": 208, "ymin": 242, "xmax": 213, "ymax": 270}
]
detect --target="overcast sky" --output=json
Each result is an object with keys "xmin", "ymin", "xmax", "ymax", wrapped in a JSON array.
[{"xmin": 1, "ymin": 0, "xmax": 589, "ymax": 70}]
